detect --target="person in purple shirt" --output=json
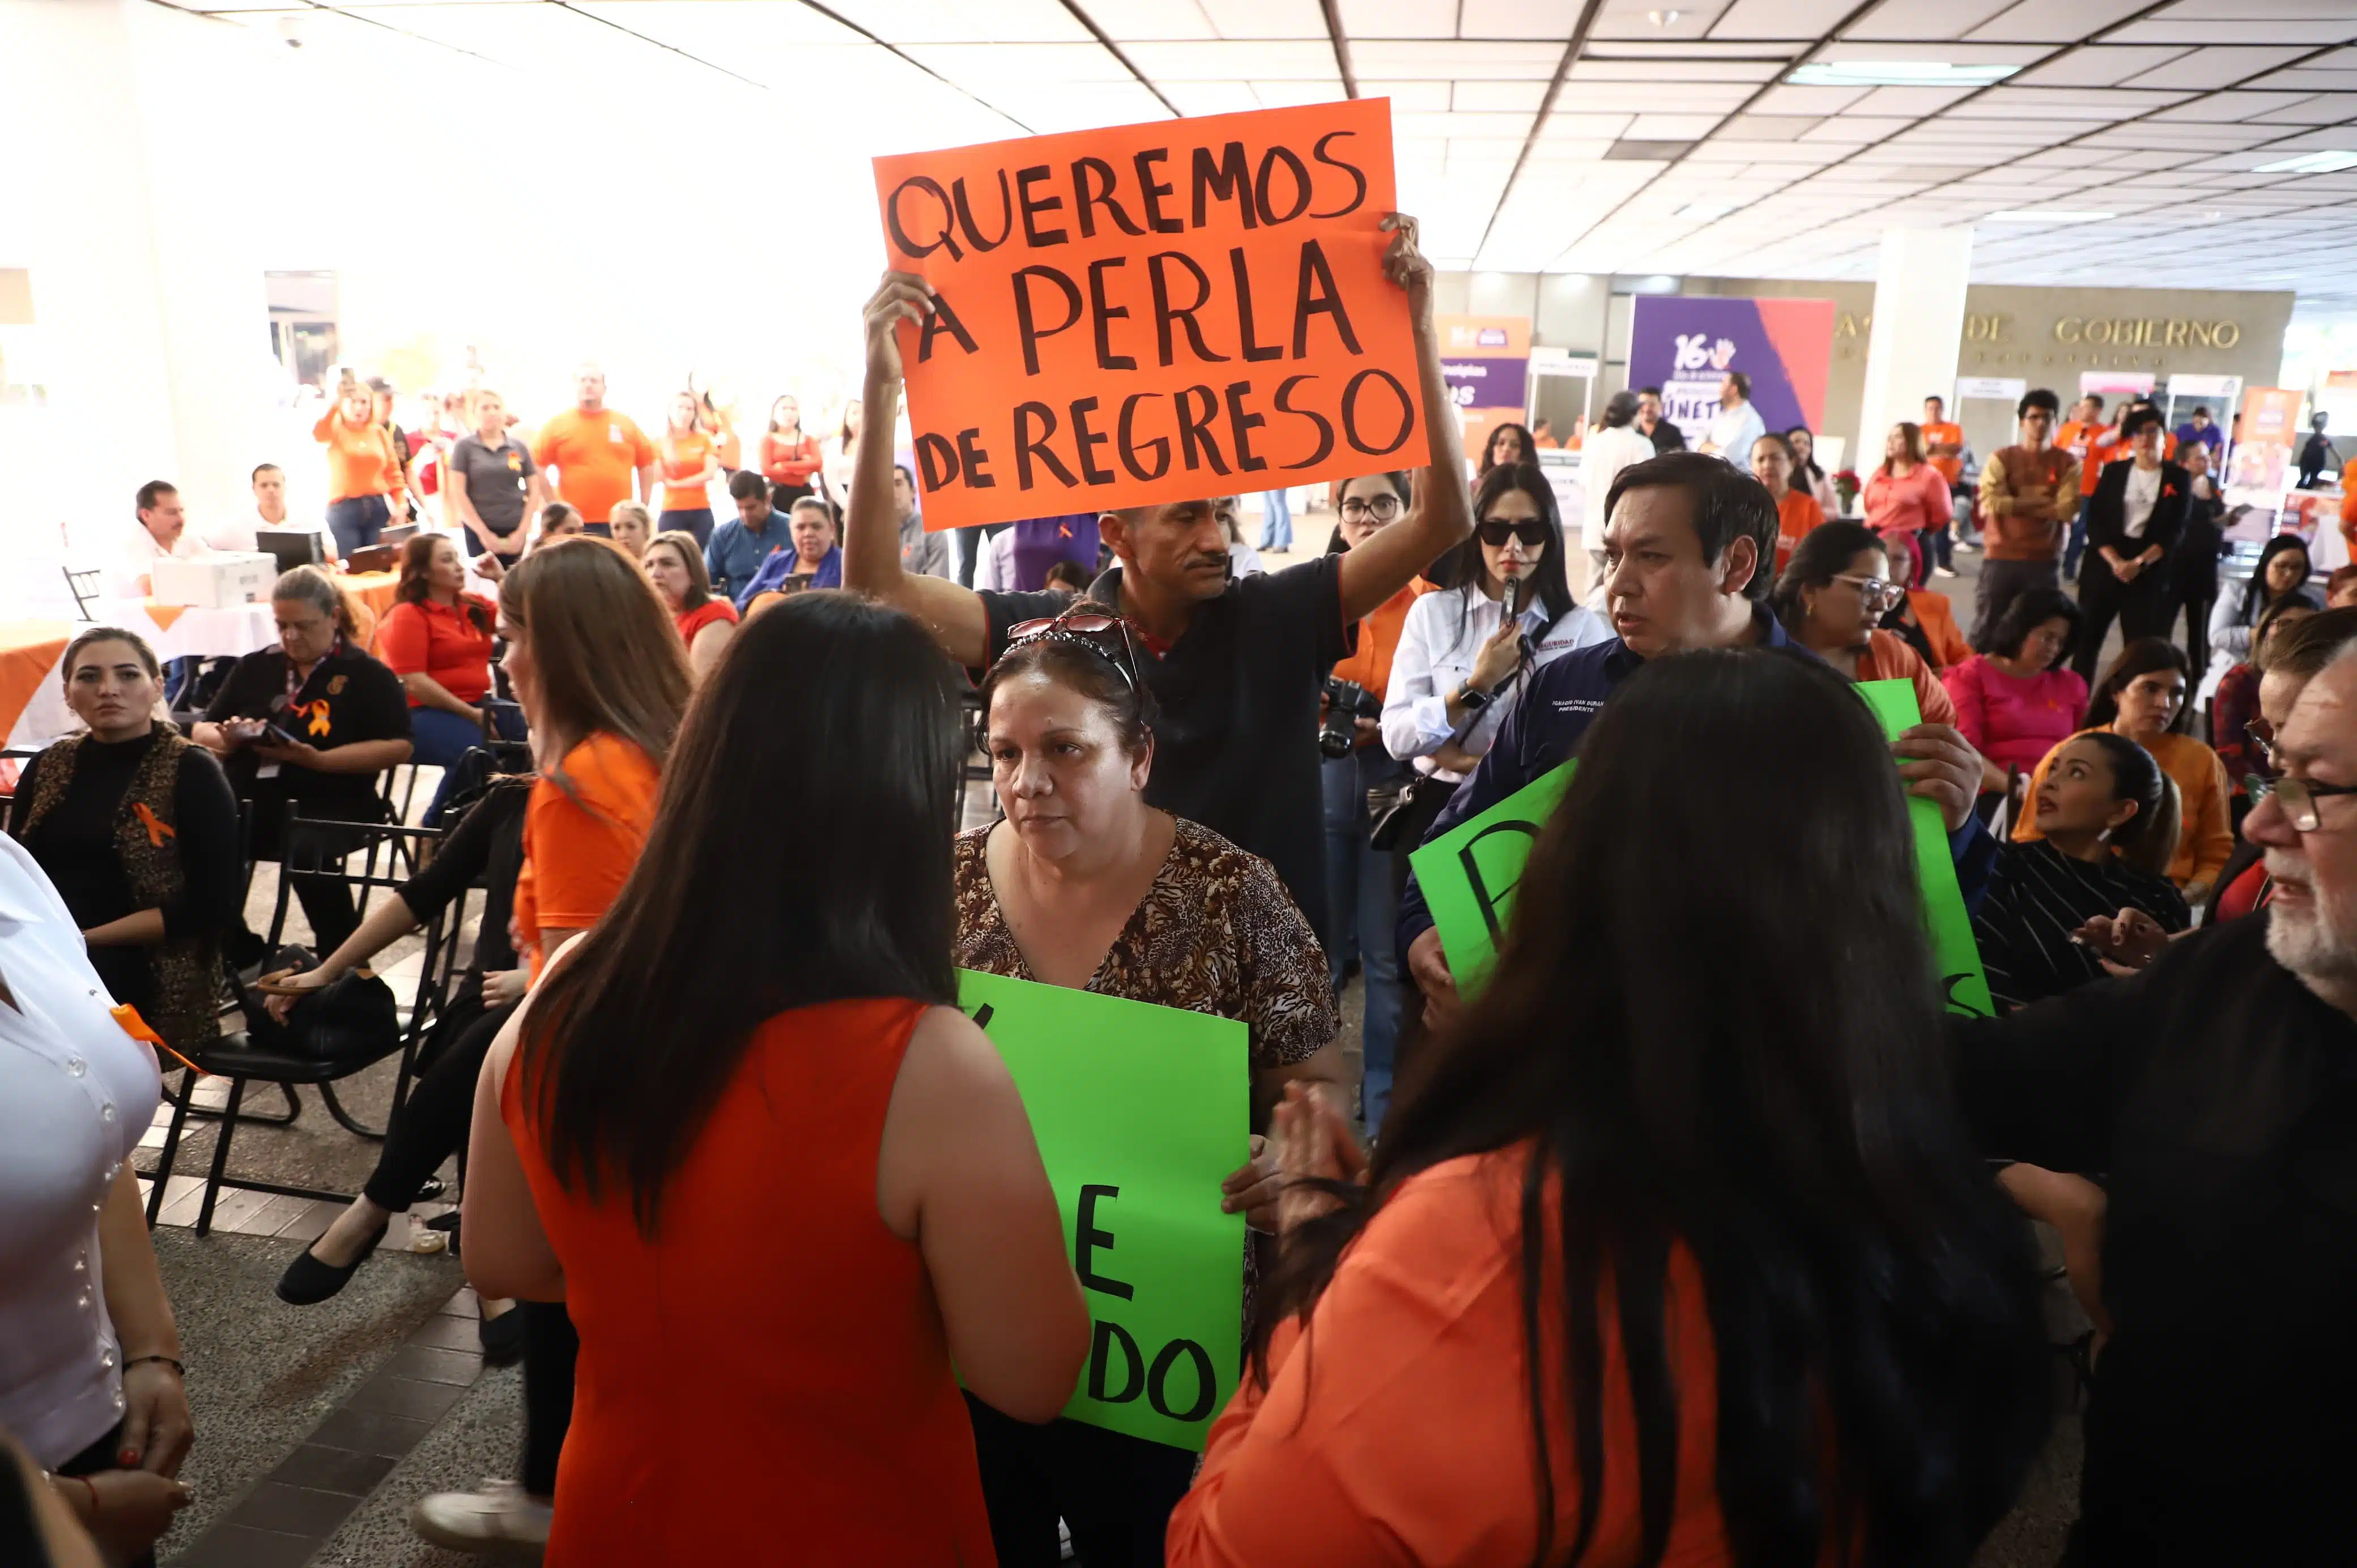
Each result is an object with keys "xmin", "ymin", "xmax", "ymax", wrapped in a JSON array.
[{"xmin": 1399, "ymin": 452, "xmax": 1999, "ymax": 1028}]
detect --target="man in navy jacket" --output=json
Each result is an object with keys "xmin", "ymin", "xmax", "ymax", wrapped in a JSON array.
[{"xmin": 1401, "ymin": 451, "xmax": 1999, "ymax": 1025}]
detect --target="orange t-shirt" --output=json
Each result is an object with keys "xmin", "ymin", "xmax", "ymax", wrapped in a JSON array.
[
  {"xmin": 374, "ymin": 593, "xmax": 497, "ymax": 706},
  {"xmin": 1329, "ymin": 578, "xmax": 1432, "ymax": 704},
  {"xmin": 533, "ymin": 408, "xmax": 657, "ymax": 525},
  {"xmin": 1907, "ymin": 590, "xmax": 1972, "ymax": 670},
  {"xmin": 2058, "ymin": 421, "xmax": 2101, "ymax": 497},
  {"xmin": 1922, "ymin": 421, "xmax": 1965, "ymax": 486},
  {"xmin": 313, "ymin": 409, "xmax": 406, "ymax": 505},
  {"xmin": 659, "ymin": 431, "xmax": 715, "ymax": 515},
  {"xmin": 1856, "ymin": 629, "xmax": 1958, "ymax": 728},
  {"xmin": 510, "ymin": 732, "xmax": 661, "ymax": 973},
  {"xmin": 1169, "ymin": 1145, "xmax": 1763, "ymax": 1566},
  {"xmin": 1773, "ymin": 488, "xmax": 1827, "ymax": 574},
  {"xmin": 674, "ymin": 596, "xmax": 738, "ymax": 649}
]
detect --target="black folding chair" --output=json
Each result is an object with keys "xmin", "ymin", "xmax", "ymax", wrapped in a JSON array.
[{"xmin": 142, "ymin": 816, "xmax": 465, "ymax": 1234}]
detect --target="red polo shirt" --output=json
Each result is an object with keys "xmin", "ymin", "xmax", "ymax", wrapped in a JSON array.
[{"xmin": 375, "ymin": 593, "xmax": 498, "ymax": 706}]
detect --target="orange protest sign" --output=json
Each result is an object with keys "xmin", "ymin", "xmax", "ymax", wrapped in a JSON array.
[{"xmin": 872, "ymin": 98, "xmax": 1420, "ymax": 531}]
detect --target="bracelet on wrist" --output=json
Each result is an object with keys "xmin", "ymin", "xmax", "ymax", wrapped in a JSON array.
[{"xmin": 124, "ymin": 1354, "xmax": 185, "ymax": 1378}]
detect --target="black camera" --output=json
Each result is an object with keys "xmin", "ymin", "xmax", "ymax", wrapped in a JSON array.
[{"xmin": 1320, "ymin": 678, "xmax": 1374, "ymax": 759}]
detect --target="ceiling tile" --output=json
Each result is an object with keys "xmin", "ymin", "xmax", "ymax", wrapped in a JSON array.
[
  {"xmin": 1964, "ymin": 0, "xmax": 2156, "ymax": 44},
  {"xmin": 1158, "ymin": 80, "xmax": 1265, "ymax": 114},
  {"xmin": 1350, "ymin": 39, "xmax": 1566, "ymax": 76},
  {"xmin": 1708, "ymin": 0, "xmax": 1860, "ymax": 39},
  {"xmin": 1360, "ymin": 78, "xmax": 1453, "ymax": 109},
  {"xmin": 1627, "ymin": 113, "xmax": 1729, "ymax": 138},
  {"xmin": 1568, "ymin": 58, "xmax": 1785, "ymax": 80},
  {"xmin": 1748, "ymin": 82, "xmax": 1872, "ymax": 113},
  {"xmin": 901, "ymin": 43, "xmax": 1135, "ymax": 87},
  {"xmin": 2112, "ymin": 18, "xmax": 2356, "ymax": 44},
  {"xmin": 1460, "ymin": 0, "xmax": 1590, "ymax": 39},
  {"xmin": 1123, "ymin": 39, "xmax": 1340, "ymax": 76},
  {"xmin": 1454, "ymin": 78, "xmax": 1554, "ymax": 110},
  {"xmin": 1843, "ymin": 0, "xmax": 2020, "ymax": 41},
  {"xmin": 1193, "ymin": 0, "xmax": 1330, "ymax": 37},
  {"xmin": 2014, "ymin": 47, "xmax": 2189, "ymax": 87},
  {"xmin": 2128, "ymin": 46, "xmax": 2322, "ymax": 90},
  {"xmin": 2246, "ymin": 92, "xmax": 2357, "ymax": 121},
  {"xmin": 1716, "ymin": 112, "xmax": 1819, "ymax": 138},
  {"xmin": 1797, "ymin": 114, "xmax": 1917, "ymax": 140},
  {"xmin": 1844, "ymin": 84, "xmax": 1981, "ymax": 113},
  {"xmin": 1590, "ymin": 0, "xmax": 1735, "ymax": 40},
  {"xmin": 1251, "ymin": 77, "xmax": 1349, "ymax": 104},
  {"xmin": 1334, "ymin": 0, "xmax": 1457, "ymax": 37},
  {"xmin": 823, "ymin": 0, "xmax": 1091, "ymax": 43}
]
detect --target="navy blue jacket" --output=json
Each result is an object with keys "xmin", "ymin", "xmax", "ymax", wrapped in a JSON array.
[{"xmin": 1396, "ymin": 615, "xmax": 2000, "ymax": 962}]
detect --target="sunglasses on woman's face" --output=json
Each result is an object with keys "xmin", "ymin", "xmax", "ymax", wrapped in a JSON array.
[
  {"xmin": 1004, "ymin": 611, "xmax": 1142, "ymax": 692},
  {"xmin": 1475, "ymin": 518, "xmax": 1549, "ymax": 549}
]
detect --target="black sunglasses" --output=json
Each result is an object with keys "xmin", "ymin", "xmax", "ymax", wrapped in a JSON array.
[
  {"xmin": 1003, "ymin": 610, "xmax": 1141, "ymax": 691},
  {"xmin": 1475, "ymin": 518, "xmax": 1550, "ymax": 549}
]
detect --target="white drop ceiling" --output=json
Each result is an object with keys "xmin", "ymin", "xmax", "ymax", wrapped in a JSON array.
[{"xmin": 174, "ymin": 0, "xmax": 2357, "ymax": 305}]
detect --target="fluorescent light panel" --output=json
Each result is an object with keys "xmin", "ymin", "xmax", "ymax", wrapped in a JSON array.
[
  {"xmin": 1787, "ymin": 61, "xmax": 2019, "ymax": 87},
  {"xmin": 2255, "ymin": 150, "xmax": 2357, "ymax": 174}
]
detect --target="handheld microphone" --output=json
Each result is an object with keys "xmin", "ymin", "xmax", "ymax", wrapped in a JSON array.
[{"xmin": 1502, "ymin": 574, "xmax": 1525, "ymax": 620}]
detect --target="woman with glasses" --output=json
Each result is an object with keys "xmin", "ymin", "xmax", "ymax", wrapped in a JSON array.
[
  {"xmin": 1381, "ymin": 464, "xmax": 1609, "ymax": 805},
  {"xmin": 956, "ymin": 602, "xmax": 1342, "ymax": 1568},
  {"xmin": 1771, "ymin": 521, "xmax": 1955, "ymax": 724},
  {"xmin": 1321, "ymin": 471, "xmax": 1419, "ymax": 1134},
  {"xmin": 2013, "ymin": 638, "xmax": 2233, "ymax": 902},
  {"xmin": 2205, "ymin": 534, "xmax": 2321, "ymax": 706}
]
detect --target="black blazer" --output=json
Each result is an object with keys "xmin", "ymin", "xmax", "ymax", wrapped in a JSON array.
[{"xmin": 2084, "ymin": 458, "xmax": 2188, "ymax": 567}]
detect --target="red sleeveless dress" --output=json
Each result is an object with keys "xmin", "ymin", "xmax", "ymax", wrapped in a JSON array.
[{"xmin": 503, "ymin": 996, "xmax": 995, "ymax": 1565}]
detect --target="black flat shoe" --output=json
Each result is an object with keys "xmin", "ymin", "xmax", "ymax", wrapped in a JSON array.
[
  {"xmin": 275, "ymin": 1220, "xmax": 389, "ymax": 1306},
  {"xmin": 478, "ymin": 1306, "xmax": 524, "ymax": 1367}
]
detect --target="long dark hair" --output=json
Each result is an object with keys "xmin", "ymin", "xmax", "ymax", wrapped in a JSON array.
[
  {"xmin": 395, "ymin": 534, "xmax": 492, "ymax": 633},
  {"xmin": 2239, "ymin": 534, "xmax": 2315, "ymax": 619},
  {"xmin": 498, "ymin": 538, "xmax": 689, "ymax": 776},
  {"xmin": 2069, "ymin": 731, "xmax": 2181, "ymax": 880},
  {"xmin": 1973, "ymin": 586, "xmax": 2081, "ymax": 664},
  {"xmin": 1257, "ymin": 649, "xmax": 2049, "ymax": 1567},
  {"xmin": 1785, "ymin": 425, "xmax": 1825, "ymax": 484},
  {"xmin": 1768, "ymin": 519, "xmax": 1883, "ymax": 637},
  {"xmin": 1432, "ymin": 463, "xmax": 1575, "ymax": 644},
  {"xmin": 2084, "ymin": 637, "xmax": 2192, "ymax": 734},
  {"xmin": 521, "ymin": 593, "xmax": 967, "ymax": 1233},
  {"xmin": 1482, "ymin": 421, "xmax": 1537, "ymax": 476}
]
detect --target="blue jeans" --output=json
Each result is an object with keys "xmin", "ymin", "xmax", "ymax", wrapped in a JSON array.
[
  {"xmin": 411, "ymin": 702, "xmax": 526, "ymax": 825},
  {"xmin": 326, "ymin": 494, "xmax": 390, "ymax": 558},
  {"xmin": 1322, "ymin": 753, "xmax": 1403, "ymax": 1132},
  {"xmin": 659, "ymin": 508, "xmax": 715, "ymax": 549},
  {"xmin": 2063, "ymin": 500, "xmax": 2088, "ymax": 580},
  {"xmin": 1257, "ymin": 489, "xmax": 1291, "ymax": 551}
]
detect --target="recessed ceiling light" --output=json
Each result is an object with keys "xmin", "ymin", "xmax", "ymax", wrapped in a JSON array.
[
  {"xmin": 1984, "ymin": 209, "xmax": 2115, "ymax": 223},
  {"xmin": 2254, "ymin": 150, "xmax": 2357, "ymax": 174},
  {"xmin": 1647, "ymin": 8, "xmax": 1683, "ymax": 23},
  {"xmin": 1786, "ymin": 61, "xmax": 2019, "ymax": 88},
  {"xmin": 1677, "ymin": 201, "xmax": 1741, "ymax": 220}
]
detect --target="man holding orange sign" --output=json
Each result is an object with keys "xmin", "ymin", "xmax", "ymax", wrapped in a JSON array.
[{"xmin": 846, "ymin": 101, "xmax": 1471, "ymax": 945}]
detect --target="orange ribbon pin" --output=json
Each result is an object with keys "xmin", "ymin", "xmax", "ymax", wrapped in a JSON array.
[
  {"xmin": 290, "ymin": 699, "xmax": 333, "ymax": 738},
  {"xmin": 132, "ymin": 803, "xmax": 175, "ymax": 847},
  {"xmin": 112, "ymin": 1003, "xmax": 201, "ymax": 1074}
]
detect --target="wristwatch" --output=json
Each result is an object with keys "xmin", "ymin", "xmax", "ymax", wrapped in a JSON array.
[{"xmin": 1454, "ymin": 680, "xmax": 1491, "ymax": 711}]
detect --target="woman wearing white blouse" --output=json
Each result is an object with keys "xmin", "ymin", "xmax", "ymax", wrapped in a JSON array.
[
  {"xmin": 1382, "ymin": 465, "xmax": 1610, "ymax": 784},
  {"xmin": 0, "ymin": 836, "xmax": 193, "ymax": 1565}
]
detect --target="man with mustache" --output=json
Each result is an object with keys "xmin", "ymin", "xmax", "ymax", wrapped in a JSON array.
[
  {"xmin": 843, "ymin": 216, "xmax": 1470, "ymax": 947},
  {"xmin": 1952, "ymin": 642, "xmax": 2357, "ymax": 1563}
]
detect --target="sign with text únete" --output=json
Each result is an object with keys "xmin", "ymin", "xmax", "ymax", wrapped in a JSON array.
[
  {"xmin": 958, "ymin": 969, "xmax": 1247, "ymax": 1451},
  {"xmin": 874, "ymin": 99, "xmax": 1421, "ymax": 531}
]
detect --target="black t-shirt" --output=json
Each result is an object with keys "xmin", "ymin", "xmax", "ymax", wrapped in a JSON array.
[
  {"xmin": 203, "ymin": 640, "xmax": 413, "ymax": 818},
  {"xmin": 978, "ymin": 555, "xmax": 1354, "ymax": 943},
  {"xmin": 1952, "ymin": 912, "xmax": 2357, "ymax": 1556}
]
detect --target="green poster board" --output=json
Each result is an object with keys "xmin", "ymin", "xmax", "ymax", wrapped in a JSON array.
[
  {"xmin": 1406, "ymin": 684, "xmax": 1992, "ymax": 1018},
  {"xmin": 1855, "ymin": 679, "xmax": 1995, "ymax": 1020},
  {"xmin": 1407, "ymin": 761, "xmax": 1576, "ymax": 995},
  {"xmin": 958, "ymin": 969, "xmax": 1248, "ymax": 1452}
]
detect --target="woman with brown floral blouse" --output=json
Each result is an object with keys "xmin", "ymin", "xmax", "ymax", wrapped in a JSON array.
[{"xmin": 953, "ymin": 602, "xmax": 1343, "ymax": 1568}]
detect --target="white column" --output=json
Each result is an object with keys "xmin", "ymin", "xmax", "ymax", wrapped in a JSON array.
[
  {"xmin": 0, "ymin": 0, "xmax": 276, "ymax": 561},
  {"xmin": 1855, "ymin": 227, "xmax": 1975, "ymax": 467}
]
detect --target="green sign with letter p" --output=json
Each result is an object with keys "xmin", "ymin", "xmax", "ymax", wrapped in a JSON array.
[{"xmin": 958, "ymin": 968, "xmax": 1248, "ymax": 1452}]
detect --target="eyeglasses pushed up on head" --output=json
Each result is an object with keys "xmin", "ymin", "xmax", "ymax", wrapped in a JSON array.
[{"xmin": 1002, "ymin": 610, "xmax": 1142, "ymax": 692}]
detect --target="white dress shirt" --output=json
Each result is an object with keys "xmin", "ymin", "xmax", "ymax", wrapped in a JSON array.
[
  {"xmin": 108, "ymin": 524, "xmax": 213, "ymax": 599},
  {"xmin": 1580, "ymin": 424, "xmax": 1660, "ymax": 553},
  {"xmin": 0, "ymin": 837, "xmax": 163, "ymax": 1468},
  {"xmin": 2122, "ymin": 462, "xmax": 2162, "ymax": 539},
  {"xmin": 1381, "ymin": 586, "xmax": 1613, "ymax": 782},
  {"xmin": 1705, "ymin": 401, "xmax": 1767, "ymax": 471}
]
